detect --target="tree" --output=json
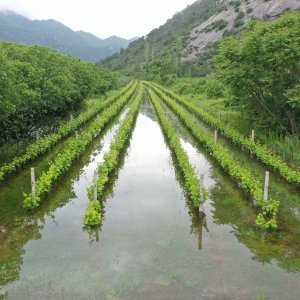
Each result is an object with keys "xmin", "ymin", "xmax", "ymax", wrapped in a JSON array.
[
  {"xmin": 0, "ymin": 42, "xmax": 117, "ymax": 141},
  {"xmin": 215, "ymin": 12, "xmax": 300, "ymax": 135}
]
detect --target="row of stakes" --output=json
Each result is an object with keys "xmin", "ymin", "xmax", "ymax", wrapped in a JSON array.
[
  {"xmin": 29, "ymin": 112, "xmax": 102, "ymax": 203},
  {"xmin": 29, "ymin": 128, "xmax": 269, "ymax": 209},
  {"xmin": 213, "ymin": 128, "xmax": 270, "ymax": 204}
]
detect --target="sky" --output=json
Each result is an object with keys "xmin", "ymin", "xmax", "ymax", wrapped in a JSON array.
[{"xmin": 0, "ymin": 0, "xmax": 196, "ymax": 39}]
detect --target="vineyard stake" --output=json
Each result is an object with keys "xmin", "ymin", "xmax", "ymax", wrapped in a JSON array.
[
  {"xmin": 263, "ymin": 171, "xmax": 269, "ymax": 201},
  {"xmin": 31, "ymin": 167, "xmax": 36, "ymax": 197},
  {"xmin": 214, "ymin": 130, "xmax": 218, "ymax": 144},
  {"xmin": 199, "ymin": 173, "xmax": 205, "ymax": 213},
  {"xmin": 35, "ymin": 131, "xmax": 39, "ymax": 141},
  {"xmin": 198, "ymin": 214, "xmax": 204, "ymax": 250},
  {"xmin": 93, "ymin": 170, "xmax": 98, "ymax": 201},
  {"xmin": 70, "ymin": 113, "xmax": 73, "ymax": 122},
  {"xmin": 251, "ymin": 129, "xmax": 255, "ymax": 142}
]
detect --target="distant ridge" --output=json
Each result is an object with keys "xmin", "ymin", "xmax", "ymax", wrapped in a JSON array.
[
  {"xmin": 99, "ymin": 0, "xmax": 299, "ymax": 76},
  {"xmin": 0, "ymin": 11, "xmax": 138, "ymax": 62}
]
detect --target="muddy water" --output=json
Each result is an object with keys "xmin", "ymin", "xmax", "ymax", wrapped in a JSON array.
[{"xmin": 0, "ymin": 98, "xmax": 299, "ymax": 299}]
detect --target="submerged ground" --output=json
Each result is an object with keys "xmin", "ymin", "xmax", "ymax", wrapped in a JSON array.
[{"xmin": 0, "ymin": 96, "xmax": 299, "ymax": 299}]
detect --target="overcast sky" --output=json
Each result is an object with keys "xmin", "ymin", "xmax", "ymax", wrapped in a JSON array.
[{"xmin": 0, "ymin": 0, "xmax": 196, "ymax": 39}]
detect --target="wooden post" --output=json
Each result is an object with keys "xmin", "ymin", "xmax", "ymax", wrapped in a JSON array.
[
  {"xmin": 198, "ymin": 214, "xmax": 203, "ymax": 250},
  {"xmin": 263, "ymin": 171, "xmax": 269, "ymax": 201},
  {"xmin": 93, "ymin": 170, "xmax": 98, "ymax": 201},
  {"xmin": 199, "ymin": 174, "xmax": 205, "ymax": 213},
  {"xmin": 214, "ymin": 130, "xmax": 218, "ymax": 144},
  {"xmin": 35, "ymin": 131, "xmax": 39, "ymax": 141},
  {"xmin": 31, "ymin": 168, "xmax": 35, "ymax": 197},
  {"xmin": 95, "ymin": 228, "xmax": 99, "ymax": 242},
  {"xmin": 200, "ymin": 173, "xmax": 205, "ymax": 199},
  {"xmin": 70, "ymin": 113, "xmax": 73, "ymax": 122},
  {"xmin": 251, "ymin": 129, "xmax": 255, "ymax": 142}
]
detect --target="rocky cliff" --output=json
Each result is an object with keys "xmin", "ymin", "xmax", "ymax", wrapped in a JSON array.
[{"xmin": 182, "ymin": 0, "xmax": 300, "ymax": 61}]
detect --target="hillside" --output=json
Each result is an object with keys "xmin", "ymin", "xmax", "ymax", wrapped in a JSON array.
[
  {"xmin": 99, "ymin": 0, "xmax": 299, "ymax": 77},
  {"xmin": 0, "ymin": 11, "xmax": 135, "ymax": 62},
  {"xmin": 182, "ymin": 0, "xmax": 300, "ymax": 62}
]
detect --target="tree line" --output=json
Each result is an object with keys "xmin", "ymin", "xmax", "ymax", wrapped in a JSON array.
[{"xmin": 0, "ymin": 42, "xmax": 117, "ymax": 141}]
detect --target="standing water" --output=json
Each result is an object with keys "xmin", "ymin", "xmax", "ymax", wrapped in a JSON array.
[{"xmin": 0, "ymin": 98, "xmax": 299, "ymax": 299}]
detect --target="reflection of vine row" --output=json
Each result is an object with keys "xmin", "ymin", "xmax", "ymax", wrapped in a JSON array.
[
  {"xmin": 146, "ymin": 82, "xmax": 279, "ymax": 230},
  {"xmin": 84, "ymin": 83, "xmax": 143, "ymax": 226},
  {"xmin": 0, "ymin": 81, "xmax": 135, "ymax": 183},
  {"xmin": 147, "ymin": 86, "xmax": 207, "ymax": 250},
  {"xmin": 23, "ymin": 82, "xmax": 138, "ymax": 209},
  {"xmin": 157, "ymin": 115, "xmax": 207, "ymax": 248},
  {"xmin": 147, "ymin": 88, "xmax": 202, "ymax": 207},
  {"xmin": 83, "ymin": 134, "xmax": 133, "ymax": 243},
  {"xmin": 0, "ymin": 106, "xmax": 131, "ymax": 287},
  {"xmin": 148, "ymin": 82, "xmax": 300, "ymax": 187}
]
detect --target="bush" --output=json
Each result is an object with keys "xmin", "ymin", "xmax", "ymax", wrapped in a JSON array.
[
  {"xmin": 234, "ymin": 18, "xmax": 245, "ymax": 27},
  {"xmin": 205, "ymin": 77, "xmax": 227, "ymax": 98}
]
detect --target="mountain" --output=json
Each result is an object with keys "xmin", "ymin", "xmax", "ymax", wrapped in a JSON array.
[
  {"xmin": 99, "ymin": 0, "xmax": 300, "ymax": 77},
  {"xmin": 182, "ymin": 0, "xmax": 300, "ymax": 62},
  {"xmin": 0, "ymin": 11, "xmax": 136, "ymax": 62}
]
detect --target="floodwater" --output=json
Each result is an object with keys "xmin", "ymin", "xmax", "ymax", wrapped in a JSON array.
[{"xmin": 0, "ymin": 97, "xmax": 299, "ymax": 299}]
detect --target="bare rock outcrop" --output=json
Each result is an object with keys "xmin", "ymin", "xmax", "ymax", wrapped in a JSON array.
[{"xmin": 182, "ymin": 0, "xmax": 300, "ymax": 62}]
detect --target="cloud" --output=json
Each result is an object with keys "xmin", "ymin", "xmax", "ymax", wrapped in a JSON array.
[
  {"xmin": 0, "ymin": 0, "xmax": 196, "ymax": 39},
  {"xmin": 0, "ymin": 1, "xmax": 36, "ymax": 19}
]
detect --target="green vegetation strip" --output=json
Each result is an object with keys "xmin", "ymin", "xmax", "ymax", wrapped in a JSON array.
[
  {"xmin": 84, "ymin": 84, "xmax": 143, "ymax": 226},
  {"xmin": 147, "ymin": 83, "xmax": 279, "ymax": 229},
  {"xmin": 0, "ymin": 81, "xmax": 135, "ymax": 183},
  {"xmin": 147, "ymin": 88, "xmax": 201, "ymax": 207},
  {"xmin": 23, "ymin": 82, "xmax": 138, "ymax": 209},
  {"xmin": 148, "ymin": 82, "xmax": 300, "ymax": 187}
]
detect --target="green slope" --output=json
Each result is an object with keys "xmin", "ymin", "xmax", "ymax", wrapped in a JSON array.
[{"xmin": 98, "ymin": 0, "xmax": 219, "ymax": 77}]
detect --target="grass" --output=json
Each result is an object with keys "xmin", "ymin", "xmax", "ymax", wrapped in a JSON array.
[
  {"xmin": 197, "ymin": 98, "xmax": 300, "ymax": 168},
  {"xmin": 166, "ymin": 77, "xmax": 300, "ymax": 169}
]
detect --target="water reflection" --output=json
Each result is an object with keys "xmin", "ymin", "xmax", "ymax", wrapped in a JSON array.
[
  {"xmin": 85, "ymin": 226, "xmax": 101, "ymax": 244},
  {"xmin": 0, "ymin": 110, "xmax": 125, "ymax": 287},
  {"xmin": 209, "ymin": 178, "xmax": 300, "ymax": 273},
  {"xmin": 0, "ymin": 97, "xmax": 299, "ymax": 299},
  {"xmin": 162, "ymin": 100, "xmax": 300, "ymax": 274},
  {"xmin": 82, "ymin": 137, "xmax": 132, "ymax": 245}
]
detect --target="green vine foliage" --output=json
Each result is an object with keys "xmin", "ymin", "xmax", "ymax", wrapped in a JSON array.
[
  {"xmin": 0, "ymin": 41, "xmax": 118, "ymax": 140},
  {"xmin": 84, "ymin": 201, "xmax": 102, "ymax": 227},
  {"xmin": 147, "ymin": 88, "xmax": 202, "ymax": 207},
  {"xmin": 23, "ymin": 81, "xmax": 138, "ymax": 209},
  {"xmin": 84, "ymin": 83, "xmax": 143, "ymax": 226},
  {"xmin": 148, "ymin": 82, "xmax": 300, "ymax": 187},
  {"xmin": 145, "ymin": 82, "xmax": 279, "ymax": 230},
  {"xmin": 0, "ymin": 81, "xmax": 135, "ymax": 183}
]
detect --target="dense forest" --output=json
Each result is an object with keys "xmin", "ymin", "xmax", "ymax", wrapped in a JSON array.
[{"xmin": 0, "ymin": 42, "xmax": 117, "ymax": 141}]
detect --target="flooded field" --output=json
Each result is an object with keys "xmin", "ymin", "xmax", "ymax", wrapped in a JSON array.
[{"xmin": 0, "ymin": 98, "xmax": 299, "ymax": 299}]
